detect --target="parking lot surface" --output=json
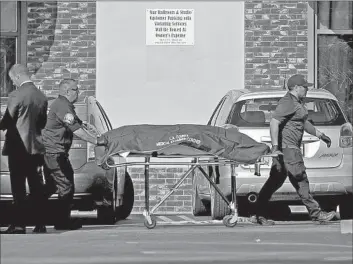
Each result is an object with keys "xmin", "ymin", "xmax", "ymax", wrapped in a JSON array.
[{"xmin": 1, "ymin": 214, "xmax": 351, "ymax": 264}]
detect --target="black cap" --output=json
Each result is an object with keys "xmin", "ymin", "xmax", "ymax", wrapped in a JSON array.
[{"xmin": 287, "ymin": 74, "xmax": 313, "ymax": 88}]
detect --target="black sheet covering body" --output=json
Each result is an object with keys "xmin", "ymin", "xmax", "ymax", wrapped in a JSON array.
[{"xmin": 95, "ymin": 124, "xmax": 270, "ymax": 167}]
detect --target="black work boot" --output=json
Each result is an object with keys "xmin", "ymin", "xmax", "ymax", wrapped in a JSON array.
[{"xmin": 312, "ymin": 211, "xmax": 337, "ymax": 224}]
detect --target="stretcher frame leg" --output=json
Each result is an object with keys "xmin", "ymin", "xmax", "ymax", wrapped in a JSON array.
[
  {"xmin": 143, "ymin": 157, "xmax": 157, "ymax": 229},
  {"xmin": 223, "ymin": 165, "xmax": 238, "ymax": 227},
  {"xmin": 141, "ymin": 158, "xmax": 240, "ymax": 229},
  {"xmin": 197, "ymin": 164, "xmax": 238, "ymax": 227},
  {"xmin": 197, "ymin": 166, "xmax": 231, "ymax": 207},
  {"xmin": 142, "ymin": 159, "xmax": 198, "ymax": 229},
  {"xmin": 105, "ymin": 153, "xmax": 277, "ymax": 229}
]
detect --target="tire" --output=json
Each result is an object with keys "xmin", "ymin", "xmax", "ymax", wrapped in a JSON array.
[
  {"xmin": 339, "ymin": 195, "xmax": 353, "ymax": 220},
  {"xmin": 192, "ymin": 172, "xmax": 210, "ymax": 216},
  {"xmin": 115, "ymin": 172, "xmax": 134, "ymax": 220},
  {"xmin": 210, "ymin": 184, "xmax": 230, "ymax": 220}
]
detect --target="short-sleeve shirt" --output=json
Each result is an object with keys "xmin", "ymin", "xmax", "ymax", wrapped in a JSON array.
[
  {"xmin": 42, "ymin": 95, "xmax": 82, "ymax": 154},
  {"xmin": 272, "ymin": 92, "xmax": 308, "ymax": 149}
]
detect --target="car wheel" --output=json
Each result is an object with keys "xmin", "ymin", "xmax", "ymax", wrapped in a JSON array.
[
  {"xmin": 192, "ymin": 172, "xmax": 210, "ymax": 216},
  {"xmin": 210, "ymin": 184, "xmax": 230, "ymax": 220},
  {"xmin": 339, "ymin": 195, "xmax": 352, "ymax": 220},
  {"xmin": 115, "ymin": 172, "xmax": 134, "ymax": 221}
]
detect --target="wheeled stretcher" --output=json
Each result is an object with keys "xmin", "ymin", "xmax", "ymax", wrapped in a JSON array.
[
  {"xmin": 95, "ymin": 124, "xmax": 274, "ymax": 229},
  {"xmin": 103, "ymin": 153, "xmax": 276, "ymax": 229}
]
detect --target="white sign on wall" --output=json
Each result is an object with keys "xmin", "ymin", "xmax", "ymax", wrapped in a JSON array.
[{"xmin": 146, "ymin": 9, "xmax": 194, "ymax": 46}]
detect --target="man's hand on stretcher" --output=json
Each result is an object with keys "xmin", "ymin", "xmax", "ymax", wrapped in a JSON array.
[
  {"xmin": 96, "ymin": 135, "xmax": 108, "ymax": 146},
  {"xmin": 74, "ymin": 122, "xmax": 108, "ymax": 146},
  {"xmin": 270, "ymin": 145, "xmax": 283, "ymax": 156}
]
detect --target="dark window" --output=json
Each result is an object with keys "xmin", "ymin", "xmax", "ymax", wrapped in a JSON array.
[
  {"xmin": 0, "ymin": 1, "xmax": 17, "ymax": 32},
  {"xmin": 317, "ymin": 1, "xmax": 353, "ymax": 30},
  {"xmin": 316, "ymin": 1, "xmax": 353, "ymax": 122},
  {"xmin": 0, "ymin": 1, "xmax": 26, "ymax": 98},
  {"xmin": 0, "ymin": 38, "xmax": 16, "ymax": 96},
  {"xmin": 228, "ymin": 97, "xmax": 346, "ymax": 127}
]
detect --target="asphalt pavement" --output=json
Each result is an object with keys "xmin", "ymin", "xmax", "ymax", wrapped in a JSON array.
[{"xmin": 1, "ymin": 214, "xmax": 352, "ymax": 264}]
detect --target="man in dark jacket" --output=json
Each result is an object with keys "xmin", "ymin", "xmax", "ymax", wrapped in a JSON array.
[{"xmin": 0, "ymin": 64, "xmax": 48, "ymax": 234}]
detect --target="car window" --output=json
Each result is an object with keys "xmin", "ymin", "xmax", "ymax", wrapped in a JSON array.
[
  {"xmin": 305, "ymin": 98, "xmax": 346, "ymax": 125},
  {"xmin": 228, "ymin": 97, "xmax": 346, "ymax": 127}
]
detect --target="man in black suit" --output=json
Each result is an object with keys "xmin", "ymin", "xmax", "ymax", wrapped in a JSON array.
[{"xmin": 0, "ymin": 64, "xmax": 48, "ymax": 234}]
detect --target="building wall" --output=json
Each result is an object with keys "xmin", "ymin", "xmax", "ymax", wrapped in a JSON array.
[
  {"xmin": 27, "ymin": 1, "xmax": 96, "ymax": 99},
  {"xmin": 244, "ymin": 1, "xmax": 309, "ymax": 90},
  {"xmin": 96, "ymin": 1, "xmax": 244, "ymax": 128}
]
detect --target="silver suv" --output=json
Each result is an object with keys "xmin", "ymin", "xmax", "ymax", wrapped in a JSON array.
[{"xmin": 192, "ymin": 88, "xmax": 352, "ymax": 220}]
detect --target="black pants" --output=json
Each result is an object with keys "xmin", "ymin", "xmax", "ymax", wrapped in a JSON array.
[
  {"xmin": 255, "ymin": 148, "xmax": 321, "ymax": 219},
  {"xmin": 43, "ymin": 153, "xmax": 74, "ymax": 225},
  {"xmin": 8, "ymin": 153, "xmax": 46, "ymax": 227}
]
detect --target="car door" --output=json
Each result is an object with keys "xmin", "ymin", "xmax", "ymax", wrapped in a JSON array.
[
  {"xmin": 69, "ymin": 101, "xmax": 89, "ymax": 171},
  {"xmin": 86, "ymin": 96, "xmax": 129, "ymax": 196},
  {"xmin": 87, "ymin": 97, "xmax": 111, "ymax": 135},
  {"xmin": 86, "ymin": 96, "xmax": 112, "ymax": 160},
  {"xmin": 0, "ymin": 102, "xmax": 11, "ymax": 195}
]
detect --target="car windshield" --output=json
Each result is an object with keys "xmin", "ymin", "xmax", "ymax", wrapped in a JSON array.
[{"xmin": 228, "ymin": 97, "xmax": 346, "ymax": 127}]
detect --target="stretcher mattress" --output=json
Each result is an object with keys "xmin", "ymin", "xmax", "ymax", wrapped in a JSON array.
[{"xmin": 95, "ymin": 124, "xmax": 270, "ymax": 166}]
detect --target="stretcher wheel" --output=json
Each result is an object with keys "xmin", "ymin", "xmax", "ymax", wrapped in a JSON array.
[
  {"xmin": 144, "ymin": 217, "xmax": 157, "ymax": 229},
  {"xmin": 223, "ymin": 215, "xmax": 237, "ymax": 228}
]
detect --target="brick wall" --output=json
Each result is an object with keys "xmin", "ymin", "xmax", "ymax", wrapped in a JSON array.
[
  {"xmin": 244, "ymin": 1, "xmax": 309, "ymax": 90},
  {"xmin": 27, "ymin": 1, "xmax": 96, "ymax": 98},
  {"xmin": 129, "ymin": 167, "xmax": 192, "ymax": 214}
]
